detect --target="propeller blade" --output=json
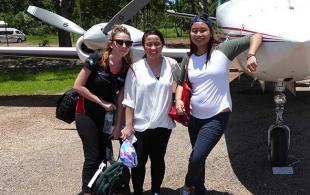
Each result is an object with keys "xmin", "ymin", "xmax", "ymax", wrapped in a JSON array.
[
  {"xmin": 27, "ymin": 6, "xmax": 85, "ymax": 35},
  {"xmin": 102, "ymin": 0, "xmax": 151, "ymax": 34}
]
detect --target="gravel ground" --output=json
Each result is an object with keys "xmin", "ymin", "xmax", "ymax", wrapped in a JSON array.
[{"xmin": 1, "ymin": 74, "xmax": 310, "ymax": 195}]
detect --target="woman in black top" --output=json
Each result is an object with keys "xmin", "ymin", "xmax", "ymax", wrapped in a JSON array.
[{"xmin": 73, "ymin": 25, "xmax": 133, "ymax": 195}]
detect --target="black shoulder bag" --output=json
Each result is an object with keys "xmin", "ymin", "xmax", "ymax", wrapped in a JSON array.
[{"xmin": 55, "ymin": 89, "xmax": 79, "ymax": 124}]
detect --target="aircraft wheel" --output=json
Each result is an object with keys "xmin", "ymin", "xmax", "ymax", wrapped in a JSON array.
[{"xmin": 270, "ymin": 127, "xmax": 289, "ymax": 166}]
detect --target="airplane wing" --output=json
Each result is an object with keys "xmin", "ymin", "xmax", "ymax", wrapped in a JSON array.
[
  {"xmin": 166, "ymin": 10, "xmax": 216, "ymax": 21},
  {"xmin": 0, "ymin": 47, "xmax": 78, "ymax": 59},
  {"xmin": 130, "ymin": 45, "xmax": 189, "ymax": 62},
  {"xmin": 0, "ymin": 45, "xmax": 188, "ymax": 62},
  {"xmin": 166, "ymin": 10, "xmax": 195, "ymax": 19},
  {"xmin": 162, "ymin": 47, "xmax": 189, "ymax": 60}
]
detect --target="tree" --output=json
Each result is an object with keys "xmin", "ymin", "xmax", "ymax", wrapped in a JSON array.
[{"xmin": 54, "ymin": 0, "xmax": 74, "ymax": 47}]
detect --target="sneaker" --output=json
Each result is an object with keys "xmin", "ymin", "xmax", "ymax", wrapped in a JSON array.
[{"xmin": 179, "ymin": 186, "xmax": 192, "ymax": 195}]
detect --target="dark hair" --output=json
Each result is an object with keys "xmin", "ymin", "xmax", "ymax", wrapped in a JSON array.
[
  {"xmin": 189, "ymin": 14, "xmax": 214, "ymax": 64},
  {"xmin": 142, "ymin": 28, "xmax": 165, "ymax": 46}
]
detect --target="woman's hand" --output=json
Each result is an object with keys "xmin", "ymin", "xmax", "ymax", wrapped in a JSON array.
[
  {"xmin": 175, "ymin": 99, "xmax": 185, "ymax": 115},
  {"xmin": 121, "ymin": 125, "xmax": 135, "ymax": 140},
  {"xmin": 247, "ymin": 55, "xmax": 258, "ymax": 72},
  {"xmin": 100, "ymin": 101, "xmax": 116, "ymax": 111}
]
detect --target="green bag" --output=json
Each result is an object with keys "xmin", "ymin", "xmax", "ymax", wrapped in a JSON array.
[{"xmin": 92, "ymin": 161, "xmax": 130, "ymax": 195}]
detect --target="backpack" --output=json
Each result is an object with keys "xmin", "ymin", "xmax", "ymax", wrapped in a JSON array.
[
  {"xmin": 55, "ymin": 89, "xmax": 79, "ymax": 124},
  {"xmin": 91, "ymin": 161, "xmax": 131, "ymax": 195}
]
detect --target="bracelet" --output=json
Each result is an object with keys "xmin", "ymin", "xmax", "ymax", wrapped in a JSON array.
[{"xmin": 247, "ymin": 53, "xmax": 255, "ymax": 60}]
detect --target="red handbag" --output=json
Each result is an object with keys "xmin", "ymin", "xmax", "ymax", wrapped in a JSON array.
[
  {"xmin": 169, "ymin": 80, "xmax": 191, "ymax": 126},
  {"xmin": 169, "ymin": 54, "xmax": 191, "ymax": 126}
]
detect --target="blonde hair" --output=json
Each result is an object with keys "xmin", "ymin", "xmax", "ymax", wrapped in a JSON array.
[{"xmin": 100, "ymin": 24, "xmax": 133, "ymax": 68}]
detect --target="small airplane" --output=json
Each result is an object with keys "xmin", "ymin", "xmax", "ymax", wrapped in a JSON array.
[{"xmin": 1, "ymin": 0, "xmax": 310, "ymax": 172}]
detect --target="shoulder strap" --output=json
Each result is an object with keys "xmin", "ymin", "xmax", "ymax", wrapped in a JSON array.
[{"xmin": 183, "ymin": 54, "xmax": 190, "ymax": 82}]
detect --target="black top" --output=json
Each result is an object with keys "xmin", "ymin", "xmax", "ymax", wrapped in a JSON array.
[{"xmin": 83, "ymin": 53, "xmax": 128, "ymax": 126}]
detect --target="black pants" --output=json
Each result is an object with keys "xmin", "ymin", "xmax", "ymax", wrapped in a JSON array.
[
  {"xmin": 75, "ymin": 112, "xmax": 111, "ymax": 193},
  {"xmin": 132, "ymin": 128, "xmax": 172, "ymax": 195}
]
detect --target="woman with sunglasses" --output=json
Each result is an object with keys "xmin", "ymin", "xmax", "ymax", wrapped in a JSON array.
[
  {"xmin": 73, "ymin": 24, "xmax": 133, "ymax": 195},
  {"xmin": 176, "ymin": 14, "xmax": 262, "ymax": 195},
  {"xmin": 121, "ymin": 28, "xmax": 180, "ymax": 195}
]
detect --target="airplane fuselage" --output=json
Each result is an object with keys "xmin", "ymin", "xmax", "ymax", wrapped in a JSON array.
[{"xmin": 217, "ymin": 0, "xmax": 310, "ymax": 82}]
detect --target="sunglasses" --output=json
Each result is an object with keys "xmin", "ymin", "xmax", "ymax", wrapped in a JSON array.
[{"xmin": 113, "ymin": 39, "xmax": 133, "ymax": 48}]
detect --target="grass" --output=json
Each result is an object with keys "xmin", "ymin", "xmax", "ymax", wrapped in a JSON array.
[
  {"xmin": 0, "ymin": 58, "xmax": 81, "ymax": 95},
  {"xmin": 0, "ymin": 69, "xmax": 80, "ymax": 95}
]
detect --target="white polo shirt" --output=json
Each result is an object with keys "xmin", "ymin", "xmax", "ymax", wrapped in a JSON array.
[{"xmin": 122, "ymin": 57, "xmax": 179, "ymax": 132}]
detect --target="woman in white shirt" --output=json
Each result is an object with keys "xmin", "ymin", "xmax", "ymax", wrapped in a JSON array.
[
  {"xmin": 175, "ymin": 13, "xmax": 262, "ymax": 195},
  {"xmin": 121, "ymin": 28, "xmax": 179, "ymax": 195}
]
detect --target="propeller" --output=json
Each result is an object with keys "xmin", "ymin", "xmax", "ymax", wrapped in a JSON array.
[
  {"xmin": 27, "ymin": 6, "xmax": 85, "ymax": 35},
  {"xmin": 101, "ymin": 0, "xmax": 151, "ymax": 34},
  {"xmin": 26, "ymin": 1, "xmax": 152, "ymax": 51}
]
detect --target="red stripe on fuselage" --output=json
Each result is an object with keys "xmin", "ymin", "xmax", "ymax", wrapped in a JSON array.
[{"xmin": 220, "ymin": 26, "xmax": 284, "ymax": 40}]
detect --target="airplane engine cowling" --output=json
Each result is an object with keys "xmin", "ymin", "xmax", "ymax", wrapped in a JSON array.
[{"xmin": 76, "ymin": 36, "xmax": 94, "ymax": 62}]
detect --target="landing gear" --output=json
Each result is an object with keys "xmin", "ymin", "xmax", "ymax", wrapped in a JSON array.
[{"xmin": 267, "ymin": 82, "xmax": 291, "ymax": 169}]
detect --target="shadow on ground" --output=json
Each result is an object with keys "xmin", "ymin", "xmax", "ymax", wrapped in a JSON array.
[
  {"xmin": 226, "ymin": 75, "xmax": 310, "ymax": 194},
  {"xmin": 143, "ymin": 187, "xmax": 232, "ymax": 195},
  {"xmin": 0, "ymin": 95, "xmax": 60, "ymax": 107}
]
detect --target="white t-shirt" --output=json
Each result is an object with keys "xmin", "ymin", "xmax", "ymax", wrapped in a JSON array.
[
  {"xmin": 189, "ymin": 51, "xmax": 231, "ymax": 119},
  {"xmin": 122, "ymin": 57, "xmax": 179, "ymax": 132},
  {"xmin": 182, "ymin": 35, "xmax": 252, "ymax": 119}
]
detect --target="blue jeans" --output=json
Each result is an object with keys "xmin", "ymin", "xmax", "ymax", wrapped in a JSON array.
[{"xmin": 185, "ymin": 112, "xmax": 230, "ymax": 194}]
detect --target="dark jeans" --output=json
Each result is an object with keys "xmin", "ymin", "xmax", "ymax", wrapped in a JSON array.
[
  {"xmin": 185, "ymin": 112, "xmax": 230, "ymax": 194},
  {"xmin": 75, "ymin": 113, "xmax": 111, "ymax": 193},
  {"xmin": 132, "ymin": 128, "xmax": 172, "ymax": 195}
]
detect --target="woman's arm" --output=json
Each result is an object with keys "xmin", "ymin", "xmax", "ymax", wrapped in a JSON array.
[
  {"xmin": 73, "ymin": 67, "xmax": 116, "ymax": 111},
  {"xmin": 175, "ymin": 85, "xmax": 185, "ymax": 115},
  {"xmin": 247, "ymin": 33, "xmax": 263, "ymax": 72},
  {"xmin": 174, "ymin": 54, "xmax": 190, "ymax": 115},
  {"xmin": 121, "ymin": 66, "xmax": 137, "ymax": 140},
  {"xmin": 121, "ymin": 106, "xmax": 135, "ymax": 140}
]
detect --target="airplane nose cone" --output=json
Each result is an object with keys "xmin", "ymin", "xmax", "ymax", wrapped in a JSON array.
[{"xmin": 83, "ymin": 24, "xmax": 108, "ymax": 50}]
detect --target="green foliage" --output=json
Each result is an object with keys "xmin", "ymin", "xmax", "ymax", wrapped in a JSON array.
[
  {"xmin": 26, "ymin": 35, "xmax": 58, "ymax": 45},
  {"xmin": 0, "ymin": 0, "xmax": 218, "ymax": 39}
]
